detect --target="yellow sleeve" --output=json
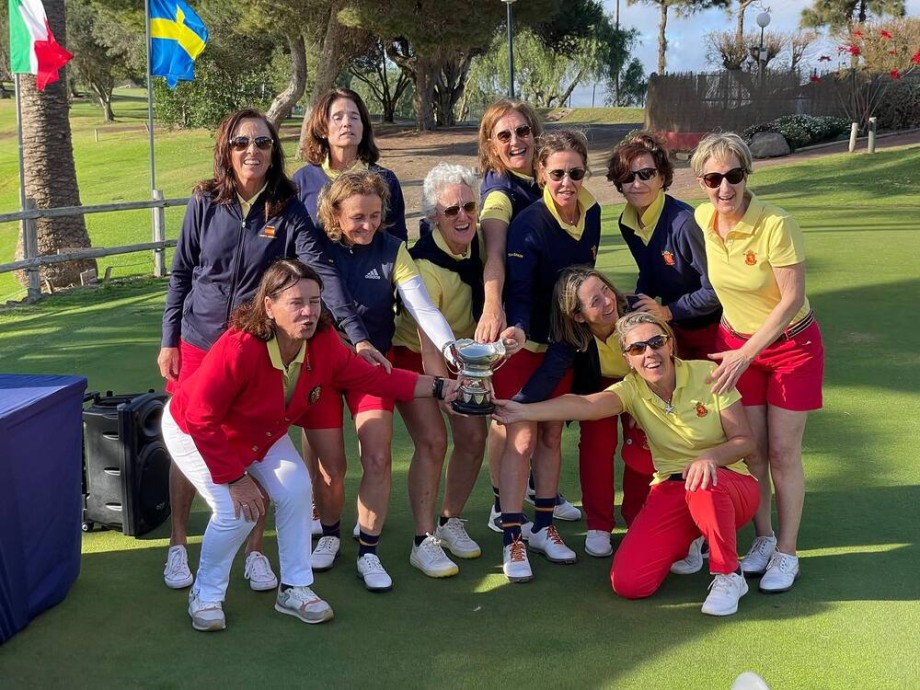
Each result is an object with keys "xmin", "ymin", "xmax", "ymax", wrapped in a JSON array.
[
  {"xmin": 765, "ymin": 210, "xmax": 806, "ymax": 268},
  {"xmin": 606, "ymin": 378, "xmax": 635, "ymax": 416},
  {"xmin": 417, "ymin": 260, "xmax": 444, "ymax": 309},
  {"xmin": 479, "ymin": 191, "xmax": 513, "ymax": 224},
  {"xmin": 393, "ymin": 243, "xmax": 421, "ymax": 285}
]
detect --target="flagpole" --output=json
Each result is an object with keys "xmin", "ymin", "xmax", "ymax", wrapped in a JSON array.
[
  {"xmin": 14, "ymin": 75, "xmax": 28, "ymax": 213},
  {"xmin": 145, "ymin": 0, "xmax": 157, "ymax": 191}
]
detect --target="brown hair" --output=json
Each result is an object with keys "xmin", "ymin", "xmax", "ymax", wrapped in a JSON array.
[
  {"xmin": 550, "ymin": 265, "xmax": 628, "ymax": 352},
  {"xmin": 300, "ymin": 88, "xmax": 380, "ymax": 165},
  {"xmin": 535, "ymin": 129, "xmax": 589, "ymax": 188},
  {"xmin": 229, "ymin": 259, "xmax": 329, "ymax": 341},
  {"xmin": 606, "ymin": 130, "xmax": 674, "ymax": 192},
  {"xmin": 477, "ymin": 99, "xmax": 543, "ymax": 176},
  {"xmin": 316, "ymin": 170, "xmax": 390, "ymax": 243},
  {"xmin": 194, "ymin": 108, "xmax": 295, "ymax": 219},
  {"xmin": 614, "ymin": 311, "xmax": 677, "ymax": 355}
]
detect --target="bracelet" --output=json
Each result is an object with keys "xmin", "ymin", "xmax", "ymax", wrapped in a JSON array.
[
  {"xmin": 228, "ymin": 473, "xmax": 247, "ymax": 485},
  {"xmin": 432, "ymin": 376, "xmax": 446, "ymax": 401}
]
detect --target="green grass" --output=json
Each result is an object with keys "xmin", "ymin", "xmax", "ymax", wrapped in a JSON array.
[
  {"xmin": 543, "ymin": 106, "xmax": 644, "ymax": 125},
  {"xmin": 1, "ymin": 147, "xmax": 919, "ymax": 688}
]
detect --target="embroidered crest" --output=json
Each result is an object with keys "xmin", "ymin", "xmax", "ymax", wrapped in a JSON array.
[
  {"xmin": 661, "ymin": 250, "xmax": 676, "ymax": 267},
  {"xmin": 260, "ymin": 225, "xmax": 277, "ymax": 239},
  {"xmin": 744, "ymin": 250, "xmax": 757, "ymax": 266},
  {"xmin": 309, "ymin": 386, "xmax": 322, "ymax": 404},
  {"xmin": 695, "ymin": 402, "xmax": 709, "ymax": 417}
]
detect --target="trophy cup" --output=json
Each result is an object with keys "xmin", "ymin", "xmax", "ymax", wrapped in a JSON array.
[{"xmin": 445, "ymin": 339, "xmax": 507, "ymax": 415}]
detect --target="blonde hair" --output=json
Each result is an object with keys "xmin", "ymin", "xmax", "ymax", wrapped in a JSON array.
[
  {"xmin": 614, "ymin": 311, "xmax": 676, "ymax": 354},
  {"xmin": 550, "ymin": 266, "xmax": 628, "ymax": 352},
  {"xmin": 316, "ymin": 170, "xmax": 390, "ymax": 243},
  {"xmin": 690, "ymin": 132, "xmax": 754, "ymax": 177}
]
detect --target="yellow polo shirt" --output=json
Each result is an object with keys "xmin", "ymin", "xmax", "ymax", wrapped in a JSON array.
[
  {"xmin": 237, "ymin": 183, "xmax": 269, "ymax": 218},
  {"xmin": 595, "ymin": 333, "xmax": 630, "ymax": 379},
  {"xmin": 696, "ymin": 193, "xmax": 811, "ymax": 334},
  {"xmin": 320, "ymin": 157, "xmax": 368, "ymax": 180},
  {"xmin": 543, "ymin": 185, "xmax": 598, "ymax": 242},
  {"xmin": 607, "ymin": 358, "xmax": 750, "ymax": 484},
  {"xmin": 620, "ymin": 189, "xmax": 665, "ymax": 245},
  {"xmin": 266, "ymin": 336, "xmax": 306, "ymax": 405},
  {"xmin": 479, "ymin": 171, "xmax": 535, "ymax": 224},
  {"xmin": 393, "ymin": 230, "xmax": 480, "ymax": 351}
]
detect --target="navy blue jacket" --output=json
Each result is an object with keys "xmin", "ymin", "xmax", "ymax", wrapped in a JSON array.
[
  {"xmin": 292, "ymin": 163, "xmax": 408, "ymax": 243},
  {"xmin": 514, "ymin": 339, "xmax": 608, "ymax": 403},
  {"xmin": 479, "ymin": 170, "xmax": 541, "ymax": 220},
  {"xmin": 505, "ymin": 200, "xmax": 601, "ymax": 345},
  {"xmin": 162, "ymin": 193, "xmax": 368, "ymax": 351},
  {"xmin": 619, "ymin": 194, "xmax": 720, "ymax": 329},
  {"xmin": 327, "ymin": 231, "xmax": 402, "ymax": 353}
]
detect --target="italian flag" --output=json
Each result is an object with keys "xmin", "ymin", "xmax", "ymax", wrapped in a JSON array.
[{"xmin": 8, "ymin": 0, "xmax": 73, "ymax": 91}]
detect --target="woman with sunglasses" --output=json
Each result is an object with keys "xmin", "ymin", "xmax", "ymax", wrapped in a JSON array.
[
  {"xmin": 492, "ymin": 129, "xmax": 601, "ymax": 582},
  {"xmin": 494, "ymin": 312, "xmax": 760, "ymax": 616},
  {"xmin": 305, "ymin": 170, "xmax": 458, "ymax": 592},
  {"xmin": 390, "ymin": 163, "xmax": 524, "ymax": 579},
  {"xmin": 690, "ymin": 133, "xmax": 824, "ymax": 594},
  {"xmin": 158, "ymin": 108, "xmax": 375, "ymax": 594}
]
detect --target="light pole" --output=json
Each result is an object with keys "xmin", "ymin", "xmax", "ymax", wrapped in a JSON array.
[
  {"xmin": 501, "ymin": 0, "xmax": 517, "ymax": 99},
  {"xmin": 756, "ymin": 11, "xmax": 771, "ymax": 76}
]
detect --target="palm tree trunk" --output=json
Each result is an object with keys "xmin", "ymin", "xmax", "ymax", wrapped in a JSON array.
[{"xmin": 657, "ymin": 2, "xmax": 669, "ymax": 74}]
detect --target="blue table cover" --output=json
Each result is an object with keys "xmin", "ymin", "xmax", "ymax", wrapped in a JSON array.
[{"xmin": 0, "ymin": 374, "xmax": 87, "ymax": 644}]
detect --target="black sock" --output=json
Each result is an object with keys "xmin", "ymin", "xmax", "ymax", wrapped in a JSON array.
[
  {"xmin": 492, "ymin": 486, "xmax": 501, "ymax": 513},
  {"xmin": 358, "ymin": 530, "xmax": 379, "ymax": 557},
  {"xmin": 280, "ymin": 583, "xmax": 292, "ymax": 592},
  {"xmin": 321, "ymin": 521, "xmax": 341, "ymax": 538},
  {"xmin": 438, "ymin": 516, "xmax": 450, "ymax": 527},
  {"xmin": 414, "ymin": 534, "xmax": 427, "ymax": 546},
  {"xmin": 501, "ymin": 513, "xmax": 523, "ymax": 546},
  {"xmin": 533, "ymin": 496, "xmax": 555, "ymax": 533}
]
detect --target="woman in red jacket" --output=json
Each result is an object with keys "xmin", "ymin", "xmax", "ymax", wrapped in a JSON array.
[{"xmin": 162, "ymin": 259, "xmax": 457, "ymax": 632}]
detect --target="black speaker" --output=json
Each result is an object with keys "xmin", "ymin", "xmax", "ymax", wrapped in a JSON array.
[{"xmin": 82, "ymin": 391, "xmax": 171, "ymax": 537}]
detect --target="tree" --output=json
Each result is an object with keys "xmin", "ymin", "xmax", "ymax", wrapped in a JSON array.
[
  {"xmin": 628, "ymin": 0, "xmax": 731, "ymax": 74},
  {"xmin": 14, "ymin": 0, "xmax": 96, "ymax": 289},
  {"xmin": 67, "ymin": 0, "xmax": 120, "ymax": 121},
  {"xmin": 801, "ymin": 0, "xmax": 906, "ymax": 29},
  {"xmin": 347, "ymin": 38, "xmax": 412, "ymax": 123}
]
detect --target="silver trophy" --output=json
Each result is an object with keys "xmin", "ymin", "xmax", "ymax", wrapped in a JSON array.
[{"xmin": 445, "ymin": 339, "xmax": 507, "ymax": 415}]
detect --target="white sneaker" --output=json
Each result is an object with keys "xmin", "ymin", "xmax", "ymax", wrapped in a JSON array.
[
  {"xmin": 275, "ymin": 585, "xmax": 334, "ymax": 624},
  {"xmin": 435, "ymin": 517, "xmax": 481, "ymax": 559},
  {"xmin": 525, "ymin": 490, "xmax": 583, "ymax": 522},
  {"xmin": 759, "ymin": 551, "xmax": 799, "ymax": 593},
  {"xmin": 188, "ymin": 589, "xmax": 225, "ymax": 631},
  {"xmin": 311, "ymin": 504, "xmax": 322, "ymax": 537},
  {"xmin": 584, "ymin": 530, "xmax": 613, "ymax": 558},
  {"xmin": 502, "ymin": 538, "xmax": 533, "ymax": 583},
  {"xmin": 671, "ymin": 536, "xmax": 706, "ymax": 575},
  {"xmin": 357, "ymin": 553, "xmax": 393, "ymax": 592},
  {"xmin": 410, "ymin": 535, "xmax": 459, "ymax": 578},
  {"xmin": 164, "ymin": 545, "xmax": 194, "ymax": 589},
  {"xmin": 528, "ymin": 525, "xmax": 577, "ymax": 564},
  {"xmin": 312, "ymin": 536, "xmax": 341, "ymax": 572},
  {"xmin": 487, "ymin": 506, "xmax": 533, "ymax": 540},
  {"xmin": 741, "ymin": 534, "xmax": 777, "ymax": 576},
  {"xmin": 701, "ymin": 572, "xmax": 748, "ymax": 616},
  {"xmin": 243, "ymin": 551, "xmax": 278, "ymax": 591}
]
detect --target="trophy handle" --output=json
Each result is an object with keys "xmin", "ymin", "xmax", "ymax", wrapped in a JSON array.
[{"xmin": 444, "ymin": 341, "xmax": 462, "ymax": 375}]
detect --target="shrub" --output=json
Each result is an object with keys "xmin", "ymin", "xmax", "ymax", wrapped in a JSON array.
[
  {"xmin": 876, "ymin": 76, "xmax": 920, "ymax": 130},
  {"xmin": 743, "ymin": 114, "xmax": 850, "ymax": 150}
]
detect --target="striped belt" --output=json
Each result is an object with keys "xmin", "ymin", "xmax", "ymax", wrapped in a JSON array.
[{"xmin": 720, "ymin": 310, "xmax": 815, "ymax": 343}]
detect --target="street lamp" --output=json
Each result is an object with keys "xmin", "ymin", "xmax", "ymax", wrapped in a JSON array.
[
  {"xmin": 756, "ymin": 11, "xmax": 771, "ymax": 76},
  {"xmin": 501, "ymin": 0, "xmax": 517, "ymax": 99}
]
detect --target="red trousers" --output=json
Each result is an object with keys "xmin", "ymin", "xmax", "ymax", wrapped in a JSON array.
[
  {"xmin": 578, "ymin": 376, "xmax": 655, "ymax": 531},
  {"xmin": 610, "ymin": 468, "xmax": 759, "ymax": 599},
  {"xmin": 671, "ymin": 321, "xmax": 720, "ymax": 361}
]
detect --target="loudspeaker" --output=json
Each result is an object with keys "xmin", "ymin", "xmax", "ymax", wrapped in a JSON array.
[{"xmin": 82, "ymin": 391, "xmax": 171, "ymax": 537}]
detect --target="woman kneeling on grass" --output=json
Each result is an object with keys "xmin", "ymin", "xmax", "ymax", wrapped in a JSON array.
[
  {"xmin": 161, "ymin": 259, "xmax": 458, "ymax": 631},
  {"xmin": 493, "ymin": 311, "xmax": 760, "ymax": 616}
]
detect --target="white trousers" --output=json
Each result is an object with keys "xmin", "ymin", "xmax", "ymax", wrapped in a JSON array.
[{"xmin": 162, "ymin": 402, "xmax": 314, "ymax": 602}]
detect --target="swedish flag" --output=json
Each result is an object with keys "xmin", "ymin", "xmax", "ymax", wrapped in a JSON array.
[{"xmin": 150, "ymin": 0, "xmax": 209, "ymax": 88}]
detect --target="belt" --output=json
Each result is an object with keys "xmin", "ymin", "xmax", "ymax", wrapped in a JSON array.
[
  {"xmin": 667, "ymin": 473, "xmax": 684, "ymax": 482},
  {"xmin": 720, "ymin": 310, "xmax": 815, "ymax": 343}
]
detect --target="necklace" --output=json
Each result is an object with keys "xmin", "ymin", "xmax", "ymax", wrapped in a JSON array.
[{"xmin": 651, "ymin": 387, "xmax": 674, "ymax": 414}]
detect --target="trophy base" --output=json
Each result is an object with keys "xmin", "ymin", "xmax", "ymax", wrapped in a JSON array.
[{"xmin": 451, "ymin": 400, "xmax": 495, "ymax": 416}]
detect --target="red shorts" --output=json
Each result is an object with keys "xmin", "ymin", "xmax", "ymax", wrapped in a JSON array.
[
  {"xmin": 717, "ymin": 320, "xmax": 824, "ymax": 411},
  {"xmin": 165, "ymin": 339, "xmax": 209, "ymax": 394},
  {"xmin": 391, "ymin": 345, "xmax": 424, "ymax": 374},
  {"xmin": 671, "ymin": 321, "xmax": 720, "ymax": 361},
  {"xmin": 300, "ymin": 349, "xmax": 397, "ymax": 429},
  {"xmin": 491, "ymin": 348, "xmax": 572, "ymax": 400}
]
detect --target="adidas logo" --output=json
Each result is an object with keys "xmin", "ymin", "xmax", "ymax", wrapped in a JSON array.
[{"xmin": 364, "ymin": 268, "xmax": 381, "ymax": 280}]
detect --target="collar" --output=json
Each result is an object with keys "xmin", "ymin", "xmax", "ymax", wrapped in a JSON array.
[
  {"xmin": 698, "ymin": 192, "xmax": 761, "ymax": 238},
  {"xmin": 266, "ymin": 335, "xmax": 306, "ymax": 371},
  {"xmin": 509, "ymin": 169, "xmax": 536, "ymax": 183},
  {"xmin": 432, "ymin": 227, "xmax": 472, "ymax": 260},
  {"xmin": 633, "ymin": 357, "xmax": 688, "ymax": 404},
  {"xmin": 321, "ymin": 156, "xmax": 367, "ymax": 180},
  {"xmin": 236, "ymin": 182, "xmax": 268, "ymax": 210},
  {"xmin": 621, "ymin": 189, "xmax": 665, "ymax": 238},
  {"xmin": 543, "ymin": 186, "xmax": 597, "ymax": 238}
]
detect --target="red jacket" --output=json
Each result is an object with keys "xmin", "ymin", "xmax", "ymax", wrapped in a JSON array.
[{"xmin": 169, "ymin": 325, "xmax": 419, "ymax": 483}]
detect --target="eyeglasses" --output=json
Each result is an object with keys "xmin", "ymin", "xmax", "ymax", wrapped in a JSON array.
[
  {"xmin": 621, "ymin": 167, "xmax": 657, "ymax": 184},
  {"xmin": 547, "ymin": 168, "xmax": 587, "ymax": 182},
  {"xmin": 230, "ymin": 135, "xmax": 273, "ymax": 151},
  {"xmin": 493, "ymin": 125, "xmax": 532, "ymax": 143},
  {"xmin": 622, "ymin": 334, "xmax": 671, "ymax": 356},
  {"xmin": 442, "ymin": 201, "xmax": 477, "ymax": 217},
  {"xmin": 700, "ymin": 167, "xmax": 745, "ymax": 189}
]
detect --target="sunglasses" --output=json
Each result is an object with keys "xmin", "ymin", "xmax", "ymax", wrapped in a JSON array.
[
  {"xmin": 700, "ymin": 167, "xmax": 745, "ymax": 189},
  {"xmin": 442, "ymin": 201, "xmax": 477, "ymax": 217},
  {"xmin": 547, "ymin": 168, "xmax": 587, "ymax": 182},
  {"xmin": 621, "ymin": 167, "xmax": 657, "ymax": 184},
  {"xmin": 230, "ymin": 135, "xmax": 273, "ymax": 151},
  {"xmin": 623, "ymin": 333, "xmax": 671, "ymax": 356},
  {"xmin": 493, "ymin": 125, "xmax": 532, "ymax": 143}
]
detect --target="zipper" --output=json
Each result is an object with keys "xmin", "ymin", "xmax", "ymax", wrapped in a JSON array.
[{"xmin": 226, "ymin": 208, "xmax": 247, "ymax": 327}]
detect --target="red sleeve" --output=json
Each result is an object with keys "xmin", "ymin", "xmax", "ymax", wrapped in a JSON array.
[
  {"xmin": 321, "ymin": 329, "xmax": 420, "ymax": 400},
  {"xmin": 183, "ymin": 335, "xmax": 251, "ymax": 484}
]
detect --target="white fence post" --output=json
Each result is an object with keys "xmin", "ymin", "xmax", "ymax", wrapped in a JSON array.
[
  {"xmin": 152, "ymin": 189, "xmax": 166, "ymax": 278},
  {"xmin": 848, "ymin": 122, "xmax": 859, "ymax": 153},
  {"xmin": 22, "ymin": 198, "xmax": 41, "ymax": 300},
  {"xmin": 867, "ymin": 117, "xmax": 877, "ymax": 154}
]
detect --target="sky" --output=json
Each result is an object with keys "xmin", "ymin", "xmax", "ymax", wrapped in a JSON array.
[{"xmin": 568, "ymin": 0, "xmax": 920, "ymax": 105}]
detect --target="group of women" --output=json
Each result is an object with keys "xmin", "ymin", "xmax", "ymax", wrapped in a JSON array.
[{"xmin": 158, "ymin": 90, "xmax": 823, "ymax": 631}]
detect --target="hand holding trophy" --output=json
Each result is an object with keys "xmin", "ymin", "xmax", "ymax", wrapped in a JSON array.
[{"xmin": 444, "ymin": 339, "xmax": 508, "ymax": 415}]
